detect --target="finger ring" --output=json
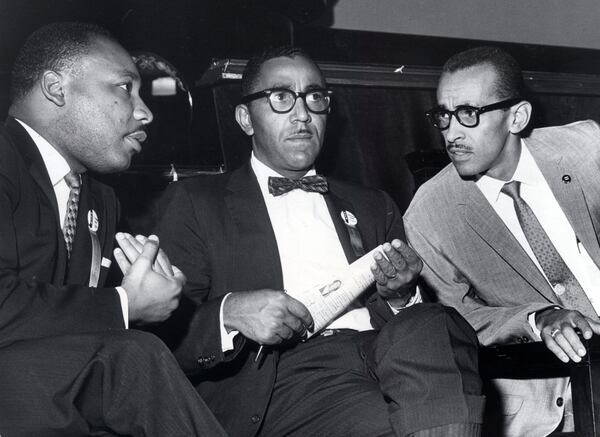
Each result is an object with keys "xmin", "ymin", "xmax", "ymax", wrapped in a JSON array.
[{"xmin": 550, "ymin": 328, "xmax": 560, "ymax": 338}]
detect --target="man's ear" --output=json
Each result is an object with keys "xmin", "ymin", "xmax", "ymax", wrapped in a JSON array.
[
  {"xmin": 40, "ymin": 71, "xmax": 66, "ymax": 107},
  {"xmin": 509, "ymin": 100, "xmax": 532, "ymax": 135},
  {"xmin": 235, "ymin": 104, "xmax": 254, "ymax": 136}
]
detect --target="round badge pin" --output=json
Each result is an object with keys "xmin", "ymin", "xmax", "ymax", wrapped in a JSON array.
[
  {"xmin": 341, "ymin": 210, "xmax": 358, "ymax": 227},
  {"xmin": 88, "ymin": 210, "xmax": 99, "ymax": 232}
]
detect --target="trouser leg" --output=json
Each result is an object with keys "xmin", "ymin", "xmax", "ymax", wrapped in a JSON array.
[
  {"xmin": 0, "ymin": 330, "xmax": 227, "ymax": 437},
  {"xmin": 366, "ymin": 303, "xmax": 485, "ymax": 437},
  {"xmin": 259, "ymin": 331, "xmax": 394, "ymax": 437}
]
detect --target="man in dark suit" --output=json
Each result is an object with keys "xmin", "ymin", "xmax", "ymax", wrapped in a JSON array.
[
  {"xmin": 156, "ymin": 46, "xmax": 485, "ymax": 437},
  {"xmin": 404, "ymin": 46, "xmax": 600, "ymax": 436},
  {"xmin": 0, "ymin": 22, "xmax": 227, "ymax": 436}
]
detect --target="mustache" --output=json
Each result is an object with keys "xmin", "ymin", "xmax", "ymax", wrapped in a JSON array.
[
  {"xmin": 447, "ymin": 143, "xmax": 471, "ymax": 152},
  {"xmin": 287, "ymin": 128, "xmax": 314, "ymax": 137}
]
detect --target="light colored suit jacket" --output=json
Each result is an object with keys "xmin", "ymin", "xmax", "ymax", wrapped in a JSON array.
[{"xmin": 404, "ymin": 120, "xmax": 600, "ymax": 436}]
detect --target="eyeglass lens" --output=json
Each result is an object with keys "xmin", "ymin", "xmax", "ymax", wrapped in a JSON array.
[
  {"xmin": 269, "ymin": 89, "xmax": 330, "ymax": 113},
  {"xmin": 430, "ymin": 107, "xmax": 479, "ymax": 129}
]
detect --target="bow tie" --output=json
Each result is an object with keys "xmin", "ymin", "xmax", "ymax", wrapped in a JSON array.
[{"xmin": 268, "ymin": 175, "xmax": 329, "ymax": 196}]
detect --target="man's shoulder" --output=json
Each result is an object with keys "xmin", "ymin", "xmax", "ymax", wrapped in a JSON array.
[
  {"xmin": 406, "ymin": 163, "xmax": 462, "ymax": 214},
  {"xmin": 527, "ymin": 120, "xmax": 600, "ymax": 152},
  {"xmin": 0, "ymin": 122, "xmax": 26, "ymax": 179},
  {"xmin": 163, "ymin": 166, "xmax": 240, "ymax": 205}
]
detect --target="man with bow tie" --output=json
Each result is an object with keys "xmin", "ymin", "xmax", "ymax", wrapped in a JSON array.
[{"xmin": 156, "ymin": 46, "xmax": 484, "ymax": 437}]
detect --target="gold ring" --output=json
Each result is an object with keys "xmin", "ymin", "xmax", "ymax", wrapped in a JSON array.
[{"xmin": 550, "ymin": 328, "xmax": 560, "ymax": 338}]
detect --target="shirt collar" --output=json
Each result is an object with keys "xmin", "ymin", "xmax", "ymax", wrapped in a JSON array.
[
  {"xmin": 250, "ymin": 152, "xmax": 316, "ymax": 197},
  {"xmin": 15, "ymin": 118, "xmax": 71, "ymax": 187},
  {"xmin": 476, "ymin": 140, "xmax": 545, "ymax": 204}
]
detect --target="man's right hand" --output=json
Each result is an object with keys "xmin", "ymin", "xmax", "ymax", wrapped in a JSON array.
[
  {"xmin": 115, "ymin": 233, "xmax": 185, "ymax": 324},
  {"xmin": 536, "ymin": 307, "xmax": 600, "ymax": 363},
  {"xmin": 223, "ymin": 290, "xmax": 314, "ymax": 345}
]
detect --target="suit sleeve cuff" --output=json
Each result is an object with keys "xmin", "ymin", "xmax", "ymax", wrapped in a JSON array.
[
  {"xmin": 220, "ymin": 292, "xmax": 239, "ymax": 352},
  {"xmin": 115, "ymin": 286, "xmax": 129, "ymax": 329},
  {"xmin": 388, "ymin": 286, "xmax": 422, "ymax": 314}
]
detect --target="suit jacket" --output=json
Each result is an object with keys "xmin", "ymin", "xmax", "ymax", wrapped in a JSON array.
[
  {"xmin": 0, "ymin": 117, "xmax": 125, "ymax": 346},
  {"xmin": 404, "ymin": 120, "xmax": 600, "ymax": 436},
  {"xmin": 156, "ymin": 162, "xmax": 405, "ymax": 437}
]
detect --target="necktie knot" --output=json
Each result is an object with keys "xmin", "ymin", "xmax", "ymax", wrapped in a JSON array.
[
  {"xmin": 268, "ymin": 175, "xmax": 329, "ymax": 196},
  {"xmin": 500, "ymin": 180, "xmax": 521, "ymax": 200},
  {"xmin": 64, "ymin": 171, "xmax": 81, "ymax": 189}
]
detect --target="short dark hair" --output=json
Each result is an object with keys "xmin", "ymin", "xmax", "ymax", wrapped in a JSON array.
[
  {"xmin": 442, "ymin": 46, "xmax": 524, "ymax": 100},
  {"xmin": 10, "ymin": 22, "xmax": 115, "ymax": 103},
  {"xmin": 240, "ymin": 46, "xmax": 316, "ymax": 97}
]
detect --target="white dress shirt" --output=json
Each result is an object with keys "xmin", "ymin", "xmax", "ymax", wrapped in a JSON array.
[
  {"xmin": 220, "ymin": 153, "xmax": 378, "ymax": 351},
  {"xmin": 476, "ymin": 142, "xmax": 600, "ymax": 333},
  {"xmin": 15, "ymin": 119, "xmax": 129, "ymax": 326}
]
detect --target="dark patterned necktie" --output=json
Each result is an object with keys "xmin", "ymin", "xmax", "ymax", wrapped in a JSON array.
[
  {"xmin": 63, "ymin": 171, "xmax": 81, "ymax": 259},
  {"xmin": 268, "ymin": 175, "xmax": 329, "ymax": 196},
  {"xmin": 501, "ymin": 181, "xmax": 597, "ymax": 318}
]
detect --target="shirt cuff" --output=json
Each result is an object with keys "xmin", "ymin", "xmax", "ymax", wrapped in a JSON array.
[
  {"xmin": 527, "ymin": 312, "xmax": 541, "ymax": 340},
  {"xmin": 388, "ymin": 286, "xmax": 423, "ymax": 314},
  {"xmin": 115, "ymin": 286, "xmax": 129, "ymax": 329},
  {"xmin": 528, "ymin": 306, "xmax": 561, "ymax": 340},
  {"xmin": 220, "ymin": 292, "xmax": 239, "ymax": 352}
]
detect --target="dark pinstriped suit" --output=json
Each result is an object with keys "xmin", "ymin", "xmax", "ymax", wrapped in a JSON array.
[
  {"xmin": 0, "ymin": 117, "xmax": 227, "ymax": 437},
  {"xmin": 156, "ymin": 161, "xmax": 485, "ymax": 437}
]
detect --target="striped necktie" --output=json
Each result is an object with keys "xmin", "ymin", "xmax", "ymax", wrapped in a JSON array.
[
  {"xmin": 501, "ymin": 180, "xmax": 597, "ymax": 318},
  {"xmin": 63, "ymin": 171, "xmax": 81, "ymax": 259}
]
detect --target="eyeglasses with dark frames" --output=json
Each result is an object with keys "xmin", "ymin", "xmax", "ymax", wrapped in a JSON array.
[
  {"xmin": 240, "ymin": 87, "xmax": 333, "ymax": 114},
  {"xmin": 425, "ymin": 97, "xmax": 522, "ymax": 130}
]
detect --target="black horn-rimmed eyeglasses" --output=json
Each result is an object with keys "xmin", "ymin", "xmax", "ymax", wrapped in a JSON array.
[
  {"xmin": 425, "ymin": 97, "xmax": 522, "ymax": 130},
  {"xmin": 241, "ymin": 88, "xmax": 333, "ymax": 114}
]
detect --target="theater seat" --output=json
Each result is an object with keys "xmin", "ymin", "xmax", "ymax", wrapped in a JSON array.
[{"xmin": 479, "ymin": 336, "xmax": 600, "ymax": 436}]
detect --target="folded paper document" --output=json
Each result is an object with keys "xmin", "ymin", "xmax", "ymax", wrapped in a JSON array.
[{"xmin": 286, "ymin": 246, "xmax": 383, "ymax": 337}]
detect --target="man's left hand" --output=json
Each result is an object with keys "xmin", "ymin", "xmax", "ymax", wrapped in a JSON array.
[{"xmin": 371, "ymin": 239, "xmax": 422, "ymax": 306}]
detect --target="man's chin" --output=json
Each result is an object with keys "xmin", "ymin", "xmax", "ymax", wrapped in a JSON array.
[
  {"xmin": 453, "ymin": 162, "xmax": 481, "ymax": 179},
  {"xmin": 90, "ymin": 157, "xmax": 131, "ymax": 174}
]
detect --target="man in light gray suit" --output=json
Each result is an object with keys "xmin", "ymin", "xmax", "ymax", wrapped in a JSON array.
[{"xmin": 404, "ymin": 46, "xmax": 600, "ymax": 436}]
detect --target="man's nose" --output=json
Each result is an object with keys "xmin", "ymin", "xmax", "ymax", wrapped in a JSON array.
[
  {"xmin": 444, "ymin": 115, "xmax": 464, "ymax": 143},
  {"xmin": 290, "ymin": 96, "xmax": 311, "ymax": 123},
  {"xmin": 134, "ymin": 97, "xmax": 154, "ymax": 125}
]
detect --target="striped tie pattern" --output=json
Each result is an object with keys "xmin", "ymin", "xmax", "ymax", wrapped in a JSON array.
[
  {"xmin": 501, "ymin": 181, "xmax": 597, "ymax": 318},
  {"xmin": 63, "ymin": 171, "xmax": 81, "ymax": 259}
]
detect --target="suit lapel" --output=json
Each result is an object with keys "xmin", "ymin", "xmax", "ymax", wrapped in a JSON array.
[
  {"xmin": 323, "ymin": 191, "xmax": 359, "ymax": 264},
  {"xmin": 531, "ymin": 146, "xmax": 600, "ymax": 268},
  {"xmin": 225, "ymin": 164, "xmax": 284, "ymax": 289},
  {"xmin": 461, "ymin": 180, "xmax": 559, "ymax": 303},
  {"xmin": 5, "ymin": 117, "xmax": 69, "ymax": 279}
]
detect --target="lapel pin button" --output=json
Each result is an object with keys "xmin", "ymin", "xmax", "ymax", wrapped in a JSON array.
[
  {"xmin": 87, "ymin": 209, "xmax": 99, "ymax": 232},
  {"xmin": 562, "ymin": 175, "xmax": 571, "ymax": 183},
  {"xmin": 341, "ymin": 210, "xmax": 358, "ymax": 227},
  {"xmin": 553, "ymin": 283, "xmax": 566, "ymax": 295}
]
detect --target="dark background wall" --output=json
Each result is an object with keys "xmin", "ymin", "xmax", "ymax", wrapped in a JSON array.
[
  {"xmin": 3, "ymin": 0, "xmax": 600, "ymax": 116},
  {"xmin": 3, "ymin": 0, "xmax": 600, "ymax": 233}
]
